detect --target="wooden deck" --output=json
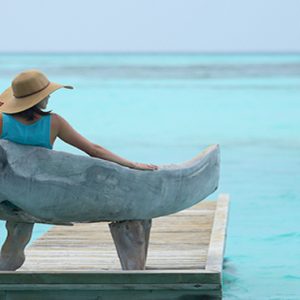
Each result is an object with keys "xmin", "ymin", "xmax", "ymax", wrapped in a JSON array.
[{"xmin": 0, "ymin": 194, "xmax": 229, "ymax": 300}]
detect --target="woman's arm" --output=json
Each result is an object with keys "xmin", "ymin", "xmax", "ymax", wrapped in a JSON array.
[{"xmin": 54, "ymin": 113, "xmax": 157, "ymax": 170}]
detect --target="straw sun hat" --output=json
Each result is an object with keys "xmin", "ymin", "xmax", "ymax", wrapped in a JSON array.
[{"xmin": 0, "ymin": 70, "xmax": 73, "ymax": 114}]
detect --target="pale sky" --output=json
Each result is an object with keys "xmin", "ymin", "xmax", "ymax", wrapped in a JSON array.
[{"xmin": 1, "ymin": 0, "xmax": 300, "ymax": 53}]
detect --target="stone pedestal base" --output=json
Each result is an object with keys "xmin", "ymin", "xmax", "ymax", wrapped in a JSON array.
[
  {"xmin": 109, "ymin": 219, "xmax": 152, "ymax": 270},
  {"xmin": 0, "ymin": 221, "xmax": 34, "ymax": 271}
]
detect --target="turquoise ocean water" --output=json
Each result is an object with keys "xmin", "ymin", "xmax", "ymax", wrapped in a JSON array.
[{"xmin": 0, "ymin": 53, "xmax": 299, "ymax": 299}]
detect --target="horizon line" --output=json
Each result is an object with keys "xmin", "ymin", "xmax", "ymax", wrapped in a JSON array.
[{"xmin": 0, "ymin": 50, "xmax": 300, "ymax": 55}]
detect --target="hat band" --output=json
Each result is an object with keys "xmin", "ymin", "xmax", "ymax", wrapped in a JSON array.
[{"xmin": 14, "ymin": 81, "xmax": 50, "ymax": 98}]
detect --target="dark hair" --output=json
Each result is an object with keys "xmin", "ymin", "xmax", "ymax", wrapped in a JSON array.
[{"xmin": 10, "ymin": 105, "xmax": 52, "ymax": 121}]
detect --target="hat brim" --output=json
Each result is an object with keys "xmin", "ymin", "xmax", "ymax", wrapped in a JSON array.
[{"xmin": 0, "ymin": 82, "xmax": 73, "ymax": 114}]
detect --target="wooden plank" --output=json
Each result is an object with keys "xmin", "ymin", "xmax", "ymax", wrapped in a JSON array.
[
  {"xmin": 0, "ymin": 271, "xmax": 221, "ymax": 299},
  {"xmin": 205, "ymin": 194, "xmax": 230, "ymax": 273},
  {"xmin": 0, "ymin": 283, "xmax": 221, "ymax": 291},
  {"xmin": 0, "ymin": 270, "xmax": 220, "ymax": 284},
  {"xmin": 0, "ymin": 290, "xmax": 222, "ymax": 300}
]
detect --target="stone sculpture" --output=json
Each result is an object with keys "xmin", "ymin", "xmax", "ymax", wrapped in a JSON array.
[{"xmin": 0, "ymin": 140, "xmax": 220, "ymax": 270}]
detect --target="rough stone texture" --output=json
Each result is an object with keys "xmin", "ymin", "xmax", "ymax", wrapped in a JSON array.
[
  {"xmin": 109, "ymin": 219, "xmax": 152, "ymax": 270},
  {"xmin": 0, "ymin": 140, "xmax": 220, "ymax": 224},
  {"xmin": 0, "ymin": 221, "xmax": 34, "ymax": 270}
]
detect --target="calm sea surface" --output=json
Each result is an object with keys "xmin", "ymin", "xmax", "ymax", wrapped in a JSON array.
[{"xmin": 0, "ymin": 53, "xmax": 299, "ymax": 299}]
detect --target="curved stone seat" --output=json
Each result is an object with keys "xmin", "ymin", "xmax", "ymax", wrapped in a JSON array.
[
  {"xmin": 0, "ymin": 140, "xmax": 219, "ymax": 224},
  {"xmin": 0, "ymin": 140, "xmax": 220, "ymax": 224},
  {"xmin": 0, "ymin": 140, "xmax": 220, "ymax": 271}
]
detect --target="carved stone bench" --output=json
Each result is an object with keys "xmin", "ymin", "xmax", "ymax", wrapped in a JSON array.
[{"xmin": 0, "ymin": 140, "xmax": 220, "ymax": 271}]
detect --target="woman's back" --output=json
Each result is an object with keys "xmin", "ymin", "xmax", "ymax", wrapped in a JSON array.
[{"xmin": 0, "ymin": 113, "xmax": 60, "ymax": 149}]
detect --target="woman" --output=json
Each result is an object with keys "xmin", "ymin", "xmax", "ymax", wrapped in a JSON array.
[{"xmin": 0, "ymin": 70, "xmax": 158, "ymax": 171}]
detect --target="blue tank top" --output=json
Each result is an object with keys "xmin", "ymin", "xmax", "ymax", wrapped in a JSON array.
[{"xmin": 0, "ymin": 113, "xmax": 53, "ymax": 150}]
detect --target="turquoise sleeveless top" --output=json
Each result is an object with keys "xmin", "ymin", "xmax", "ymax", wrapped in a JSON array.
[{"xmin": 0, "ymin": 113, "xmax": 53, "ymax": 150}]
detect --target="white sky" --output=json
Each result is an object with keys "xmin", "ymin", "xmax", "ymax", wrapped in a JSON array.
[{"xmin": 1, "ymin": 0, "xmax": 300, "ymax": 52}]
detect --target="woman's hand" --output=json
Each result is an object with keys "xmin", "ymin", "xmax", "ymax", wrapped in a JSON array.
[{"xmin": 129, "ymin": 162, "xmax": 158, "ymax": 171}]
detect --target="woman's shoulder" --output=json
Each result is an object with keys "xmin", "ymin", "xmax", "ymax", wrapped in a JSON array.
[
  {"xmin": 50, "ymin": 112, "xmax": 59, "ymax": 117},
  {"xmin": 50, "ymin": 113, "xmax": 72, "ymax": 134},
  {"xmin": 50, "ymin": 112, "xmax": 65, "ymax": 123},
  {"xmin": 50, "ymin": 113, "xmax": 62, "ymax": 133},
  {"xmin": 51, "ymin": 112, "xmax": 75, "ymax": 125},
  {"xmin": 50, "ymin": 112, "xmax": 64, "ymax": 120}
]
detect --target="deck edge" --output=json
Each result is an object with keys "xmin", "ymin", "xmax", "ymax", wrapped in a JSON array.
[
  {"xmin": 0, "ymin": 271, "xmax": 221, "ymax": 288},
  {"xmin": 205, "ymin": 193, "xmax": 230, "ymax": 274}
]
